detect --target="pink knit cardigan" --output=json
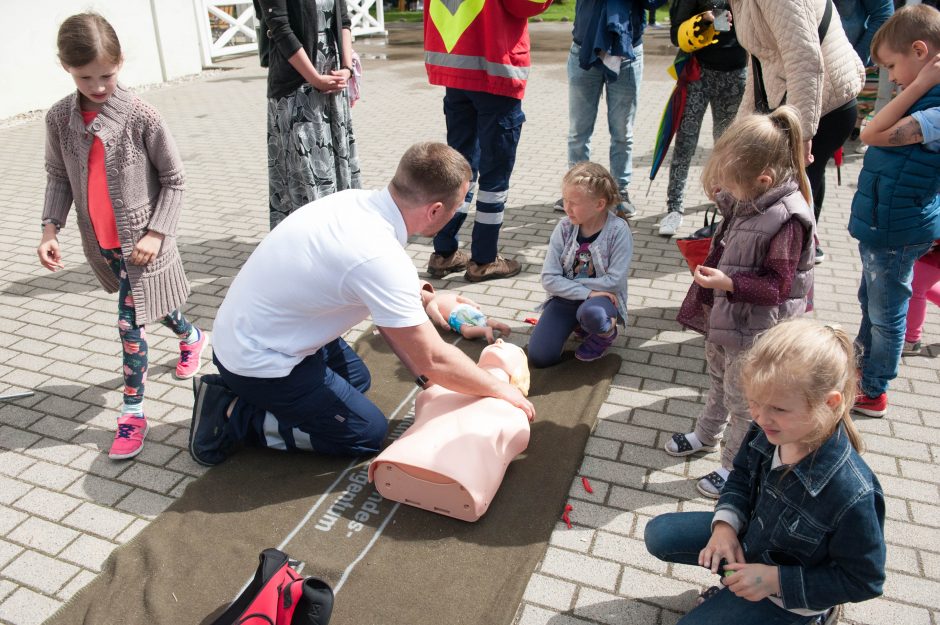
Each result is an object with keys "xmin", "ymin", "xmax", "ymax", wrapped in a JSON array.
[{"xmin": 42, "ymin": 86, "xmax": 190, "ymax": 325}]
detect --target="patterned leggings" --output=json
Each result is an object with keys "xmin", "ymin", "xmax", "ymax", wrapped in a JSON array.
[
  {"xmin": 100, "ymin": 247, "xmax": 193, "ymax": 407},
  {"xmin": 666, "ymin": 66, "xmax": 746, "ymax": 214}
]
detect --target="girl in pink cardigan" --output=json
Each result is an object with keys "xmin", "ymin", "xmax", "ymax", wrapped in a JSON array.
[{"xmin": 37, "ymin": 13, "xmax": 205, "ymax": 460}]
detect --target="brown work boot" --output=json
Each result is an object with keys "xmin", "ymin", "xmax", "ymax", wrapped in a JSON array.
[
  {"xmin": 427, "ymin": 250, "xmax": 470, "ymax": 278},
  {"xmin": 464, "ymin": 256, "xmax": 521, "ymax": 282}
]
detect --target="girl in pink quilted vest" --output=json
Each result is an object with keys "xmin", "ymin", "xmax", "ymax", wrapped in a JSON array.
[{"xmin": 666, "ymin": 106, "xmax": 817, "ymax": 499}]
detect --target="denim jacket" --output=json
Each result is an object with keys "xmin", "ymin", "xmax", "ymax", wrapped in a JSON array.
[{"xmin": 716, "ymin": 423, "xmax": 886, "ymax": 610}]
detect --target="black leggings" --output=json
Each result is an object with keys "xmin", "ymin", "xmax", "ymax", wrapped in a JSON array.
[{"xmin": 805, "ymin": 100, "xmax": 858, "ymax": 223}]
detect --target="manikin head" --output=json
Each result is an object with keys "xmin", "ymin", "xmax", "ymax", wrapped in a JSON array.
[{"xmin": 478, "ymin": 340, "xmax": 530, "ymax": 396}]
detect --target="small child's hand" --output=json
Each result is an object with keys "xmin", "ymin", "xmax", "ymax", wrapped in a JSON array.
[
  {"xmin": 916, "ymin": 53, "xmax": 940, "ymax": 89},
  {"xmin": 693, "ymin": 266, "xmax": 733, "ymax": 291},
  {"xmin": 130, "ymin": 231, "xmax": 164, "ymax": 266},
  {"xmin": 700, "ymin": 521, "xmax": 745, "ymax": 573},
  {"xmin": 37, "ymin": 235, "xmax": 64, "ymax": 271},
  {"xmin": 722, "ymin": 562, "xmax": 780, "ymax": 602},
  {"xmin": 589, "ymin": 290, "xmax": 617, "ymax": 306}
]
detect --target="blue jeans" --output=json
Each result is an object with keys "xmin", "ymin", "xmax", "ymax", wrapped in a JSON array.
[
  {"xmin": 528, "ymin": 296, "xmax": 618, "ymax": 368},
  {"xmin": 433, "ymin": 88, "xmax": 525, "ymax": 264},
  {"xmin": 856, "ymin": 240, "xmax": 933, "ymax": 396},
  {"xmin": 644, "ymin": 513, "xmax": 819, "ymax": 625},
  {"xmin": 567, "ymin": 43, "xmax": 643, "ymax": 191},
  {"xmin": 215, "ymin": 338, "xmax": 387, "ymax": 456}
]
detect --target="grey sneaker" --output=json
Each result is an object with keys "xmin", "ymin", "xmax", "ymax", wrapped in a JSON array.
[
  {"xmin": 427, "ymin": 250, "xmax": 470, "ymax": 278},
  {"xmin": 553, "ymin": 197, "xmax": 565, "ymax": 212},
  {"xmin": 615, "ymin": 189, "xmax": 636, "ymax": 219},
  {"xmin": 658, "ymin": 211, "xmax": 683, "ymax": 237},
  {"xmin": 903, "ymin": 340, "xmax": 922, "ymax": 355}
]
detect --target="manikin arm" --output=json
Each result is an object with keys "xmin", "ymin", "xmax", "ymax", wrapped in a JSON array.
[
  {"xmin": 425, "ymin": 300, "xmax": 449, "ymax": 329},
  {"xmin": 460, "ymin": 325, "xmax": 496, "ymax": 343}
]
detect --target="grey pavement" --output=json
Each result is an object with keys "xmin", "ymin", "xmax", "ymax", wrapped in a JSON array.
[{"xmin": 0, "ymin": 22, "xmax": 936, "ymax": 625}]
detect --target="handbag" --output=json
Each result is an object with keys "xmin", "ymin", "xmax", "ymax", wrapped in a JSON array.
[
  {"xmin": 752, "ymin": 0, "xmax": 833, "ymax": 113},
  {"xmin": 208, "ymin": 548, "xmax": 334, "ymax": 625},
  {"xmin": 675, "ymin": 204, "xmax": 719, "ymax": 274}
]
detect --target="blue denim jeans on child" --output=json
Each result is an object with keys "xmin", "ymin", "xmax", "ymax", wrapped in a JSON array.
[
  {"xmin": 567, "ymin": 43, "xmax": 643, "ymax": 192},
  {"xmin": 433, "ymin": 88, "xmax": 525, "ymax": 264},
  {"xmin": 644, "ymin": 513, "xmax": 820, "ymax": 625},
  {"xmin": 856, "ymin": 240, "xmax": 933, "ymax": 396},
  {"xmin": 527, "ymin": 296, "xmax": 618, "ymax": 368}
]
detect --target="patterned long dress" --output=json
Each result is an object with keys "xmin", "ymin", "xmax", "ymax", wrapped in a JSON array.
[{"xmin": 266, "ymin": 0, "xmax": 361, "ymax": 229}]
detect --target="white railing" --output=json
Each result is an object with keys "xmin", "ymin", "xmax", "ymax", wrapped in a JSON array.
[{"xmin": 195, "ymin": 0, "xmax": 387, "ymax": 66}]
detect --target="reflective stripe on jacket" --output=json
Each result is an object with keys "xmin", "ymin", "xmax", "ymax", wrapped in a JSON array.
[{"xmin": 423, "ymin": 0, "xmax": 553, "ymax": 99}]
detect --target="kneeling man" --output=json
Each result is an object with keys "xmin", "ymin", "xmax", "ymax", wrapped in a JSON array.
[{"xmin": 190, "ymin": 142, "xmax": 534, "ymax": 465}]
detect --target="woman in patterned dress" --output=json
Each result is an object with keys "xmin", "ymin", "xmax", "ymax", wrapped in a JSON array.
[{"xmin": 258, "ymin": 0, "xmax": 361, "ymax": 229}]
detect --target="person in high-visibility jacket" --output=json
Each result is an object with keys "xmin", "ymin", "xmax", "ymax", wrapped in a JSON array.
[{"xmin": 423, "ymin": 0, "xmax": 553, "ymax": 283}]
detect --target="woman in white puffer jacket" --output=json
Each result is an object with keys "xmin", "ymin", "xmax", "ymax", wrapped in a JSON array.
[{"xmin": 730, "ymin": 0, "xmax": 864, "ymax": 263}]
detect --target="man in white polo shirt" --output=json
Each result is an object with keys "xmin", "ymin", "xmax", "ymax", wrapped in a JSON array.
[{"xmin": 189, "ymin": 142, "xmax": 534, "ymax": 465}]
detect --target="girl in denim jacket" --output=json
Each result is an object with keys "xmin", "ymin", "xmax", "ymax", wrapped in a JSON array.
[{"xmin": 645, "ymin": 319, "xmax": 886, "ymax": 625}]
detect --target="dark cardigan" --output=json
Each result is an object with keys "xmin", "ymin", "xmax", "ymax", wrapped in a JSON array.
[{"xmin": 257, "ymin": 0, "xmax": 352, "ymax": 99}]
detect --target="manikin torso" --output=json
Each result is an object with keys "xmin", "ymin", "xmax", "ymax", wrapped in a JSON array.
[{"xmin": 368, "ymin": 340, "xmax": 531, "ymax": 522}]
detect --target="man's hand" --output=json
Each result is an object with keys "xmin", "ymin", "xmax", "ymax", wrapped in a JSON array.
[
  {"xmin": 493, "ymin": 379, "xmax": 535, "ymax": 421},
  {"xmin": 723, "ymin": 563, "xmax": 780, "ymax": 602},
  {"xmin": 130, "ymin": 231, "xmax": 164, "ymax": 266},
  {"xmin": 699, "ymin": 521, "xmax": 745, "ymax": 573},
  {"xmin": 380, "ymin": 321, "xmax": 536, "ymax": 422}
]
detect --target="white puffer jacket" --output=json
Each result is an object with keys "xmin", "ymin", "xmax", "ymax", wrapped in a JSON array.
[{"xmin": 730, "ymin": 0, "xmax": 864, "ymax": 139}]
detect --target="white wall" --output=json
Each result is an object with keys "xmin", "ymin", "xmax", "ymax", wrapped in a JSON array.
[{"xmin": 1, "ymin": 0, "xmax": 203, "ymax": 120}]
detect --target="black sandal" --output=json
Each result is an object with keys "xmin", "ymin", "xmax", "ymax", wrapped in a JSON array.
[{"xmin": 696, "ymin": 585, "xmax": 722, "ymax": 606}]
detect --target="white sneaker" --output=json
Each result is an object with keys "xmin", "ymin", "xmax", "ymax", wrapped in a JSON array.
[{"xmin": 658, "ymin": 211, "xmax": 683, "ymax": 237}]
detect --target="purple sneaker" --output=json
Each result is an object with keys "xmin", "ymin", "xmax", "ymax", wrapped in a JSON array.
[{"xmin": 575, "ymin": 326, "xmax": 618, "ymax": 362}]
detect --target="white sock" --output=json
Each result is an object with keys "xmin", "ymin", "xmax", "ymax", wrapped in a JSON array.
[
  {"xmin": 122, "ymin": 403, "xmax": 144, "ymax": 417},
  {"xmin": 182, "ymin": 326, "xmax": 201, "ymax": 345},
  {"xmin": 714, "ymin": 466, "xmax": 730, "ymax": 480},
  {"xmin": 686, "ymin": 432, "xmax": 703, "ymax": 450}
]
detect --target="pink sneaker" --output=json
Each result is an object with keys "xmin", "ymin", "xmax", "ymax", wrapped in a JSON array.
[
  {"xmin": 175, "ymin": 330, "xmax": 208, "ymax": 380},
  {"xmin": 109, "ymin": 414, "xmax": 149, "ymax": 460}
]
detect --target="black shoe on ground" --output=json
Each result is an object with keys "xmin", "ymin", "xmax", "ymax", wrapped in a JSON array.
[
  {"xmin": 814, "ymin": 246, "xmax": 825, "ymax": 264},
  {"xmin": 190, "ymin": 374, "xmax": 237, "ymax": 466}
]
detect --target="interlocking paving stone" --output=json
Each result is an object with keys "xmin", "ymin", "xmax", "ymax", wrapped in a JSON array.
[
  {"xmin": 5, "ymin": 518, "xmax": 78, "ymax": 557},
  {"xmin": 0, "ymin": 550, "xmax": 78, "ymax": 595},
  {"xmin": 0, "ymin": 587, "xmax": 61, "ymax": 625}
]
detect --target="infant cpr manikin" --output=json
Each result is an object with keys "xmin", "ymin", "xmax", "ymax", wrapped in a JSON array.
[{"xmin": 368, "ymin": 340, "xmax": 531, "ymax": 522}]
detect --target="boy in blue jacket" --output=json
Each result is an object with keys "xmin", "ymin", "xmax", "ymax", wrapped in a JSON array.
[{"xmin": 850, "ymin": 5, "xmax": 940, "ymax": 417}]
